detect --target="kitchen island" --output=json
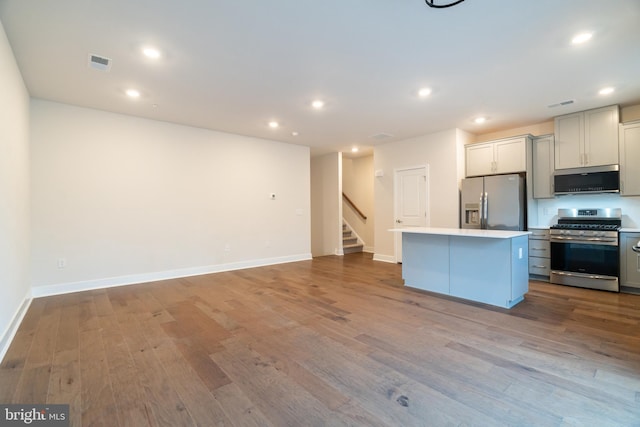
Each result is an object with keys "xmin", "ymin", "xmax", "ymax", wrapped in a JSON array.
[{"xmin": 391, "ymin": 227, "xmax": 530, "ymax": 309}]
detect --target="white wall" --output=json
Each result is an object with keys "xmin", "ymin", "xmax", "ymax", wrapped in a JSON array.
[
  {"xmin": 30, "ymin": 100, "xmax": 311, "ymax": 294},
  {"xmin": 342, "ymin": 155, "xmax": 374, "ymax": 252},
  {"xmin": 310, "ymin": 152, "xmax": 342, "ymax": 256},
  {"xmin": 373, "ymin": 129, "xmax": 466, "ymax": 262},
  {"xmin": 0, "ymin": 21, "xmax": 31, "ymax": 358}
]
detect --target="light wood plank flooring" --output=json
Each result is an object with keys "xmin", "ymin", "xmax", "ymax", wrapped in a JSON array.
[{"xmin": 1, "ymin": 253, "xmax": 639, "ymax": 426}]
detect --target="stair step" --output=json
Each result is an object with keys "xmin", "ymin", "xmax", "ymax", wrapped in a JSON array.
[
  {"xmin": 343, "ymin": 243, "xmax": 364, "ymax": 254},
  {"xmin": 343, "ymin": 236, "xmax": 357, "ymax": 245},
  {"xmin": 342, "ymin": 222, "xmax": 363, "ymax": 254}
]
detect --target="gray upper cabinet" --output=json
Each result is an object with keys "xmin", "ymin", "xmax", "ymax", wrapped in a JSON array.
[
  {"xmin": 619, "ymin": 120, "xmax": 640, "ymax": 196},
  {"xmin": 466, "ymin": 136, "xmax": 528, "ymax": 177},
  {"xmin": 554, "ymin": 105, "xmax": 619, "ymax": 170},
  {"xmin": 532, "ymin": 134, "xmax": 555, "ymax": 199}
]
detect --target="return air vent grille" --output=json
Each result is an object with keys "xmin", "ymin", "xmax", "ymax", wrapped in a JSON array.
[
  {"xmin": 88, "ymin": 54, "xmax": 112, "ymax": 71},
  {"xmin": 547, "ymin": 99, "xmax": 575, "ymax": 108},
  {"xmin": 370, "ymin": 133, "xmax": 394, "ymax": 140}
]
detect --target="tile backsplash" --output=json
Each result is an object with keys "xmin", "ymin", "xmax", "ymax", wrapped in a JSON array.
[{"xmin": 534, "ymin": 194, "xmax": 640, "ymax": 228}]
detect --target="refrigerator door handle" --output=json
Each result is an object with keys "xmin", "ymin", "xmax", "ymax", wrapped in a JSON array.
[
  {"xmin": 479, "ymin": 193, "xmax": 484, "ymax": 228},
  {"xmin": 483, "ymin": 192, "xmax": 488, "ymax": 229}
]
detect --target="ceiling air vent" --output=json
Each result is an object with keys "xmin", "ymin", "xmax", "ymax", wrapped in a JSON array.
[
  {"xmin": 370, "ymin": 133, "xmax": 394, "ymax": 140},
  {"xmin": 547, "ymin": 99, "xmax": 575, "ymax": 108},
  {"xmin": 88, "ymin": 54, "xmax": 112, "ymax": 72}
]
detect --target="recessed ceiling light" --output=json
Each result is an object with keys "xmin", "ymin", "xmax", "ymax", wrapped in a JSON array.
[
  {"xmin": 268, "ymin": 121, "xmax": 279, "ymax": 129},
  {"xmin": 572, "ymin": 32, "xmax": 593, "ymax": 44},
  {"xmin": 418, "ymin": 87, "xmax": 432, "ymax": 97},
  {"xmin": 291, "ymin": 131, "xmax": 299, "ymax": 136},
  {"xmin": 351, "ymin": 147, "xmax": 359, "ymax": 153},
  {"xmin": 599, "ymin": 87, "xmax": 615, "ymax": 95},
  {"xmin": 474, "ymin": 116, "xmax": 487, "ymax": 124},
  {"xmin": 126, "ymin": 89, "xmax": 140, "ymax": 98},
  {"xmin": 311, "ymin": 100, "xmax": 324, "ymax": 109},
  {"xmin": 143, "ymin": 47, "xmax": 161, "ymax": 59}
]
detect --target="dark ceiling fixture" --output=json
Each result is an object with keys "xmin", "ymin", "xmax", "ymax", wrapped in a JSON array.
[{"xmin": 425, "ymin": 0, "xmax": 466, "ymax": 8}]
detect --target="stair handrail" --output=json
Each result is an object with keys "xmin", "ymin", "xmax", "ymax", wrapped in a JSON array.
[{"xmin": 342, "ymin": 192, "xmax": 367, "ymax": 221}]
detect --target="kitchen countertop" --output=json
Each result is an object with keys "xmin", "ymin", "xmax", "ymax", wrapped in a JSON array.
[{"xmin": 390, "ymin": 227, "xmax": 530, "ymax": 239}]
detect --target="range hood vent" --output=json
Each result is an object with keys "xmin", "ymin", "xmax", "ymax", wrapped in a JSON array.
[{"xmin": 88, "ymin": 54, "xmax": 112, "ymax": 72}]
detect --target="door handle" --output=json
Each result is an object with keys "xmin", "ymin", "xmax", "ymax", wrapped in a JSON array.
[
  {"xmin": 483, "ymin": 192, "xmax": 488, "ymax": 227},
  {"xmin": 633, "ymin": 245, "xmax": 640, "ymax": 253}
]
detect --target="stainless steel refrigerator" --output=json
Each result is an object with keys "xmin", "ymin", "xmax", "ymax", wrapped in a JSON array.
[{"xmin": 461, "ymin": 174, "xmax": 525, "ymax": 230}]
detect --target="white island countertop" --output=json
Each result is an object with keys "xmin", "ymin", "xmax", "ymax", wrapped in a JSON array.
[{"xmin": 390, "ymin": 227, "xmax": 531, "ymax": 239}]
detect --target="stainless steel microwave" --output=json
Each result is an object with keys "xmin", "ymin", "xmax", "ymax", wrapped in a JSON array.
[{"xmin": 553, "ymin": 165, "xmax": 620, "ymax": 195}]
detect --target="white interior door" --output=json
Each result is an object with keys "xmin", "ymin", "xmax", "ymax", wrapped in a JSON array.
[{"xmin": 395, "ymin": 166, "xmax": 428, "ymax": 263}]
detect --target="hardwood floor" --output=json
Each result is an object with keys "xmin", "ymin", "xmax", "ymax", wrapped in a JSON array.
[{"xmin": 1, "ymin": 253, "xmax": 640, "ymax": 426}]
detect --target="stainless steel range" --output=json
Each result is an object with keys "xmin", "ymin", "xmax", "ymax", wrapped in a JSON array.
[{"xmin": 550, "ymin": 208, "xmax": 621, "ymax": 292}]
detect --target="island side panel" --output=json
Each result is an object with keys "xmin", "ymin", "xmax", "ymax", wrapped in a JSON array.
[
  {"xmin": 402, "ymin": 233, "xmax": 450, "ymax": 294},
  {"xmin": 449, "ymin": 236, "xmax": 514, "ymax": 308},
  {"xmin": 509, "ymin": 235, "xmax": 529, "ymax": 306}
]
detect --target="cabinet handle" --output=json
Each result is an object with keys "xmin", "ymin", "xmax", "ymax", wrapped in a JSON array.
[
  {"xmin": 532, "ymin": 265, "xmax": 548, "ymax": 269},
  {"xmin": 532, "ymin": 248, "xmax": 547, "ymax": 251},
  {"xmin": 621, "ymin": 180, "xmax": 624, "ymax": 193},
  {"xmin": 584, "ymin": 153, "xmax": 589, "ymax": 165}
]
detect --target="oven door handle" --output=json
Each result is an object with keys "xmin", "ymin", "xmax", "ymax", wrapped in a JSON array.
[
  {"xmin": 551, "ymin": 271, "xmax": 619, "ymax": 281},
  {"xmin": 550, "ymin": 236, "xmax": 617, "ymax": 243}
]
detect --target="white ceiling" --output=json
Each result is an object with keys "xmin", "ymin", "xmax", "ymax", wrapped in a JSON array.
[{"xmin": 1, "ymin": 0, "xmax": 639, "ymax": 157}]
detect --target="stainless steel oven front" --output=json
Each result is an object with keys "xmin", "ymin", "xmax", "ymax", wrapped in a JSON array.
[{"xmin": 549, "ymin": 232, "xmax": 620, "ymax": 292}]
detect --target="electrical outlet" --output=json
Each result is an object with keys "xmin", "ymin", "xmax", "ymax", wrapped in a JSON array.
[
  {"xmin": 57, "ymin": 258, "xmax": 66, "ymax": 269},
  {"xmin": 224, "ymin": 244, "xmax": 231, "ymax": 252}
]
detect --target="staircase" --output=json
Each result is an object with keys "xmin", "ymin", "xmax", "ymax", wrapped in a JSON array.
[{"xmin": 342, "ymin": 222, "xmax": 363, "ymax": 254}]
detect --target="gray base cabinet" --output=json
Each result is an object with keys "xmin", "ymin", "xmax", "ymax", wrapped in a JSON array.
[
  {"xmin": 528, "ymin": 228, "xmax": 550, "ymax": 280},
  {"xmin": 620, "ymin": 232, "xmax": 640, "ymax": 294}
]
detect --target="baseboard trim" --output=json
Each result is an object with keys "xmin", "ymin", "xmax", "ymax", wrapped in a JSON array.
[
  {"xmin": 31, "ymin": 253, "xmax": 312, "ymax": 298},
  {"xmin": 373, "ymin": 253, "xmax": 397, "ymax": 263},
  {"xmin": 0, "ymin": 292, "xmax": 32, "ymax": 363}
]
